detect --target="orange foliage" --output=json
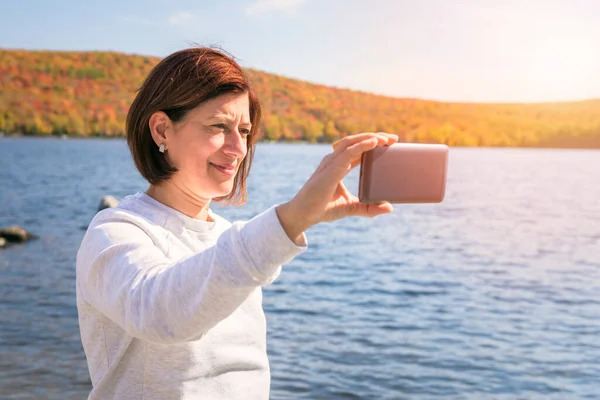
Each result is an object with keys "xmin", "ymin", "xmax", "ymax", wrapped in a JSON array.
[{"xmin": 0, "ymin": 49, "xmax": 599, "ymax": 147}]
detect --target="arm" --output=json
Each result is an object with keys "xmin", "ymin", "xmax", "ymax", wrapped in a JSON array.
[{"xmin": 77, "ymin": 206, "xmax": 306, "ymax": 344}]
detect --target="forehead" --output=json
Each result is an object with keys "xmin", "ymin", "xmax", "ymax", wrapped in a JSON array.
[{"xmin": 194, "ymin": 92, "xmax": 250, "ymax": 120}]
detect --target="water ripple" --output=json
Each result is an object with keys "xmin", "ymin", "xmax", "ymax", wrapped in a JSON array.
[{"xmin": 1, "ymin": 141, "xmax": 600, "ymax": 398}]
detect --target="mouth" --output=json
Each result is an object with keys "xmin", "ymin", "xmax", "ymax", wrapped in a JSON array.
[{"xmin": 209, "ymin": 162, "xmax": 237, "ymax": 176}]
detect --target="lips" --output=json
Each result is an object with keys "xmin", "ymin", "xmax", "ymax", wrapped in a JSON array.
[{"xmin": 209, "ymin": 162, "xmax": 237, "ymax": 176}]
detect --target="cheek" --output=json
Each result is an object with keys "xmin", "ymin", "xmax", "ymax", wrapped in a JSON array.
[
  {"xmin": 188, "ymin": 136, "xmax": 224, "ymax": 169},
  {"xmin": 240, "ymin": 138, "xmax": 249, "ymax": 158}
]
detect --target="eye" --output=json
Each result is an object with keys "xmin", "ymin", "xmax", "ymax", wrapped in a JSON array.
[
  {"xmin": 240, "ymin": 128, "xmax": 251, "ymax": 136},
  {"xmin": 212, "ymin": 123, "xmax": 227, "ymax": 130}
]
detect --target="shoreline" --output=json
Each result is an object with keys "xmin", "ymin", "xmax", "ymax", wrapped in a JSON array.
[{"xmin": 1, "ymin": 134, "xmax": 600, "ymax": 150}]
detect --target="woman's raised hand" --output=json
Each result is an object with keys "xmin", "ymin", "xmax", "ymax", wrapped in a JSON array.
[{"xmin": 276, "ymin": 132, "xmax": 398, "ymax": 243}]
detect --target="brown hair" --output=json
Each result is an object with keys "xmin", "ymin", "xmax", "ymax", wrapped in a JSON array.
[{"xmin": 126, "ymin": 47, "xmax": 262, "ymax": 204}]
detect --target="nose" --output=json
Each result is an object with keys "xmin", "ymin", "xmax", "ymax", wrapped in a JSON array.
[{"xmin": 223, "ymin": 128, "xmax": 247, "ymax": 159}]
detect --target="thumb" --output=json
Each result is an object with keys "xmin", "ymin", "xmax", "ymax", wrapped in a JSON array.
[
  {"xmin": 343, "ymin": 201, "xmax": 394, "ymax": 218},
  {"xmin": 365, "ymin": 202, "xmax": 394, "ymax": 217}
]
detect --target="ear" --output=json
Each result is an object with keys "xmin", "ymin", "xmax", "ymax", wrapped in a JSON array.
[{"xmin": 148, "ymin": 111, "xmax": 171, "ymax": 149}]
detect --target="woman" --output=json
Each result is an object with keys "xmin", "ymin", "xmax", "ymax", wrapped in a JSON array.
[{"xmin": 76, "ymin": 47, "xmax": 397, "ymax": 399}]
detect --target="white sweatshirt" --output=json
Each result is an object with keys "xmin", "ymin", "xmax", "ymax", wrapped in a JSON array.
[{"xmin": 76, "ymin": 192, "xmax": 307, "ymax": 399}]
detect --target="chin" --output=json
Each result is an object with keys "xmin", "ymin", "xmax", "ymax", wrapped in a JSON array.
[{"xmin": 210, "ymin": 183, "xmax": 235, "ymax": 199}]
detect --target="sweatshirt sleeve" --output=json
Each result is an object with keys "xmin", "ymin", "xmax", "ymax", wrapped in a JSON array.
[{"xmin": 76, "ymin": 206, "xmax": 307, "ymax": 344}]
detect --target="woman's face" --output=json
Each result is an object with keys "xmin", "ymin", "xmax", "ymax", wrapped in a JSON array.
[{"xmin": 164, "ymin": 92, "xmax": 251, "ymax": 200}]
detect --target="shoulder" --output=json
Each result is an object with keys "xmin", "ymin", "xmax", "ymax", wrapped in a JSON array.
[
  {"xmin": 90, "ymin": 202, "xmax": 166, "ymax": 239},
  {"xmin": 78, "ymin": 197, "xmax": 171, "ymax": 259}
]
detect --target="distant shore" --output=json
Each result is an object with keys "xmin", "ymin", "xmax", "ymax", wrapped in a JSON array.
[
  {"xmin": 2, "ymin": 49, "xmax": 600, "ymax": 150},
  {"xmin": 2, "ymin": 132, "xmax": 599, "ymax": 150}
]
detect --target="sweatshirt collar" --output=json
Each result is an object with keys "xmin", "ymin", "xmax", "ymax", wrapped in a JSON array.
[{"xmin": 130, "ymin": 192, "xmax": 220, "ymax": 233}]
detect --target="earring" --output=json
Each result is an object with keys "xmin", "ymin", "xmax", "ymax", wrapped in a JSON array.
[{"xmin": 159, "ymin": 143, "xmax": 165, "ymax": 153}]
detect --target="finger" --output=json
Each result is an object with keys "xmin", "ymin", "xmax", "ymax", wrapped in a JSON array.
[
  {"xmin": 339, "ymin": 137, "xmax": 380, "ymax": 166},
  {"xmin": 350, "ymin": 157, "xmax": 361, "ymax": 170},
  {"xmin": 319, "ymin": 134, "xmax": 398, "ymax": 190},
  {"xmin": 332, "ymin": 132, "xmax": 392, "ymax": 153},
  {"xmin": 332, "ymin": 133, "xmax": 377, "ymax": 151},
  {"xmin": 348, "ymin": 132, "xmax": 400, "ymax": 169},
  {"xmin": 378, "ymin": 132, "xmax": 400, "ymax": 145},
  {"xmin": 333, "ymin": 132, "xmax": 397, "ymax": 151},
  {"xmin": 316, "ymin": 137, "xmax": 379, "ymax": 187},
  {"xmin": 332, "ymin": 132, "xmax": 398, "ymax": 149},
  {"xmin": 333, "ymin": 132, "xmax": 399, "ymax": 150}
]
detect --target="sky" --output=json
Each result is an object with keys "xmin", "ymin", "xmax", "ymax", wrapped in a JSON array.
[{"xmin": 2, "ymin": 0, "xmax": 599, "ymax": 103}]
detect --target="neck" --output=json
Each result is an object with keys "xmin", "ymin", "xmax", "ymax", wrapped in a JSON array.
[{"xmin": 146, "ymin": 181, "xmax": 213, "ymax": 222}]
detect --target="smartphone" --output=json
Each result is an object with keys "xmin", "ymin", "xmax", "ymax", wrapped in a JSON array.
[{"xmin": 358, "ymin": 143, "xmax": 449, "ymax": 204}]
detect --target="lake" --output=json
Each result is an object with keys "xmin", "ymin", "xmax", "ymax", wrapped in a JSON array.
[{"xmin": 1, "ymin": 138, "xmax": 599, "ymax": 399}]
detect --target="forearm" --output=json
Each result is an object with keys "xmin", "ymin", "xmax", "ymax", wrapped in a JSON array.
[{"xmin": 275, "ymin": 201, "xmax": 311, "ymax": 246}]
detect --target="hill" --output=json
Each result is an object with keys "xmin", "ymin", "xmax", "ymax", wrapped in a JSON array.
[{"xmin": 1, "ymin": 48, "xmax": 599, "ymax": 148}]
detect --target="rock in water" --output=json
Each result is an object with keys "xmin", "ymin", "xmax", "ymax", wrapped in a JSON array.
[
  {"xmin": 0, "ymin": 237, "xmax": 6, "ymax": 248},
  {"xmin": 98, "ymin": 195, "xmax": 119, "ymax": 212},
  {"xmin": 0, "ymin": 225, "xmax": 36, "ymax": 243}
]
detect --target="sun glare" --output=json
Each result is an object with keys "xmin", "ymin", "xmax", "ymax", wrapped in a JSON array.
[{"xmin": 527, "ymin": 37, "xmax": 598, "ymax": 95}]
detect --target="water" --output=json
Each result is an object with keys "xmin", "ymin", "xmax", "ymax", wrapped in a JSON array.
[{"xmin": 1, "ymin": 138, "xmax": 599, "ymax": 399}]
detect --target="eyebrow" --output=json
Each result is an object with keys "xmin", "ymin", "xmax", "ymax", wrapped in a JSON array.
[{"xmin": 210, "ymin": 114, "xmax": 252, "ymax": 126}]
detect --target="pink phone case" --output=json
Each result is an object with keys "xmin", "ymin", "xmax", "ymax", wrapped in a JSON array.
[{"xmin": 358, "ymin": 143, "xmax": 449, "ymax": 204}]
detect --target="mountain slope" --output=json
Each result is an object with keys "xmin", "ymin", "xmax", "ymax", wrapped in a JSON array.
[{"xmin": 1, "ymin": 49, "xmax": 599, "ymax": 148}]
